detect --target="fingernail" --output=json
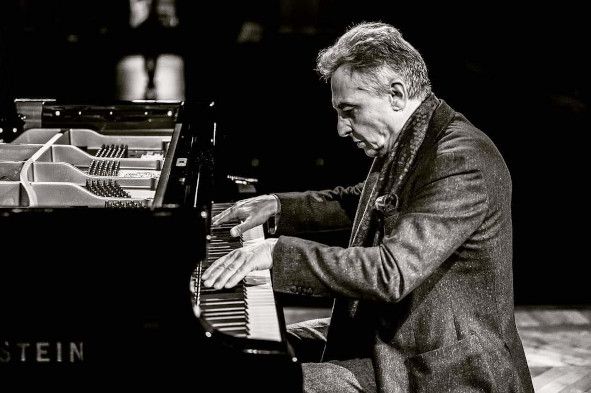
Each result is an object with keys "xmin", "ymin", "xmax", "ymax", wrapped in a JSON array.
[
  {"xmin": 230, "ymin": 228, "xmax": 238, "ymax": 237},
  {"xmin": 203, "ymin": 280, "xmax": 212, "ymax": 287}
]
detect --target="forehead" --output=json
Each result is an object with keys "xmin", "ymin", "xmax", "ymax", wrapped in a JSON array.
[{"xmin": 330, "ymin": 66, "xmax": 374, "ymax": 107}]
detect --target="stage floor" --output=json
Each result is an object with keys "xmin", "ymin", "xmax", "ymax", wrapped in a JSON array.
[{"xmin": 284, "ymin": 305, "xmax": 591, "ymax": 392}]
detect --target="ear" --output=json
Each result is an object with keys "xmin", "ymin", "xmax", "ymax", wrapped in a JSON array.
[{"xmin": 387, "ymin": 81, "xmax": 408, "ymax": 111}]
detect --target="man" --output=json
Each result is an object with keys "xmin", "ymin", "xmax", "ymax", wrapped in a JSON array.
[{"xmin": 202, "ymin": 22, "xmax": 534, "ymax": 392}]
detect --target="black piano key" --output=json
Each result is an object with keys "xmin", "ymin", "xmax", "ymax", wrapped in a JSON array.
[
  {"xmin": 201, "ymin": 292, "xmax": 244, "ymax": 301},
  {"xmin": 202, "ymin": 299, "xmax": 246, "ymax": 308},
  {"xmin": 217, "ymin": 327, "xmax": 248, "ymax": 335}
]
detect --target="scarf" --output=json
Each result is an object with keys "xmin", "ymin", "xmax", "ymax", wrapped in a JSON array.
[{"xmin": 349, "ymin": 93, "xmax": 440, "ymax": 247}]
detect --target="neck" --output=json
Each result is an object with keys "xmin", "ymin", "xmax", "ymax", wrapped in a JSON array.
[
  {"xmin": 401, "ymin": 98, "xmax": 423, "ymax": 124},
  {"xmin": 385, "ymin": 97, "xmax": 429, "ymax": 153}
]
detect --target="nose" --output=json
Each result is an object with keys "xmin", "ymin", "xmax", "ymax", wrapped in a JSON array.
[{"xmin": 337, "ymin": 117, "xmax": 352, "ymax": 138}]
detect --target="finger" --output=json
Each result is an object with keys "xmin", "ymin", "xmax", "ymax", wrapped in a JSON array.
[
  {"xmin": 203, "ymin": 262, "xmax": 228, "ymax": 288},
  {"xmin": 202, "ymin": 262, "xmax": 227, "ymax": 287},
  {"xmin": 212, "ymin": 197, "xmax": 258, "ymax": 225},
  {"xmin": 201, "ymin": 254, "xmax": 226, "ymax": 280},
  {"xmin": 212, "ymin": 205, "xmax": 238, "ymax": 226},
  {"xmin": 212, "ymin": 253, "xmax": 248, "ymax": 289},
  {"xmin": 225, "ymin": 256, "xmax": 257, "ymax": 288},
  {"xmin": 202, "ymin": 251, "xmax": 236, "ymax": 283},
  {"xmin": 230, "ymin": 222, "xmax": 250, "ymax": 237}
]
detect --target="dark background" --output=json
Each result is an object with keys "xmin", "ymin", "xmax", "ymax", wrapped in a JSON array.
[{"xmin": 1, "ymin": 1, "xmax": 589, "ymax": 305}]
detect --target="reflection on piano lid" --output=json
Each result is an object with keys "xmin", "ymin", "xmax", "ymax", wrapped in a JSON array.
[{"xmin": 0, "ymin": 100, "xmax": 302, "ymax": 391}]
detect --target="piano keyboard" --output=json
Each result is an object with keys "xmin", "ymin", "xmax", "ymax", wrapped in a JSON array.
[{"xmin": 192, "ymin": 203, "xmax": 282, "ymax": 342}]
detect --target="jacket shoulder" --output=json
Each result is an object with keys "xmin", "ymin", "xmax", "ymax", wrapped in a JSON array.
[{"xmin": 433, "ymin": 114, "xmax": 508, "ymax": 176}]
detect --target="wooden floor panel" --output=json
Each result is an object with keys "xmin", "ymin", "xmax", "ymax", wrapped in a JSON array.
[
  {"xmin": 517, "ymin": 307, "xmax": 591, "ymax": 392},
  {"xmin": 283, "ymin": 305, "xmax": 591, "ymax": 392}
]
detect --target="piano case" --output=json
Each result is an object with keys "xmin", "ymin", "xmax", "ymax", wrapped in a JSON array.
[{"xmin": 0, "ymin": 100, "xmax": 301, "ymax": 391}]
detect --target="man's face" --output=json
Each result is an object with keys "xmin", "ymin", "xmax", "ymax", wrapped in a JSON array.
[{"xmin": 331, "ymin": 66, "xmax": 400, "ymax": 158}]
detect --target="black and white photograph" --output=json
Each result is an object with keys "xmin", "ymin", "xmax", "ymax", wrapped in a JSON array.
[{"xmin": 1, "ymin": 1, "xmax": 589, "ymax": 391}]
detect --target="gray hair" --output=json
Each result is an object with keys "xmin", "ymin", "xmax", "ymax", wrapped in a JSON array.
[{"xmin": 316, "ymin": 22, "xmax": 431, "ymax": 99}]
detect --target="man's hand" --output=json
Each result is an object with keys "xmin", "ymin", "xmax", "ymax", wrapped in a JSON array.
[
  {"xmin": 212, "ymin": 195, "xmax": 279, "ymax": 237},
  {"xmin": 201, "ymin": 238, "xmax": 278, "ymax": 289}
]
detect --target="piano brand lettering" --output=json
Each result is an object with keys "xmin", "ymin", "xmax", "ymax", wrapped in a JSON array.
[{"xmin": 0, "ymin": 341, "xmax": 83, "ymax": 363}]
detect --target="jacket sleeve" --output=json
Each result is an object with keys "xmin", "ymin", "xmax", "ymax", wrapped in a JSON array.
[
  {"xmin": 274, "ymin": 182, "xmax": 364, "ymax": 236},
  {"xmin": 271, "ymin": 153, "xmax": 489, "ymax": 301}
]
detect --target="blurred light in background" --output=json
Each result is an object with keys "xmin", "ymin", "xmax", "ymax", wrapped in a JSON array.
[{"xmin": 116, "ymin": 54, "xmax": 184, "ymax": 100}]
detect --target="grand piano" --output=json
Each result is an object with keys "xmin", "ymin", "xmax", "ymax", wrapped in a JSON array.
[{"xmin": 0, "ymin": 99, "xmax": 302, "ymax": 391}]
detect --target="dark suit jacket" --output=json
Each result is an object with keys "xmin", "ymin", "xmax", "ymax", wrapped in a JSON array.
[{"xmin": 271, "ymin": 100, "xmax": 534, "ymax": 392}]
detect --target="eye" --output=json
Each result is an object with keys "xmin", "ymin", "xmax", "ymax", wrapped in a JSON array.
[{"xmin": 341, "ymin": 107, "xmax": 355, "ymax": 119}]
